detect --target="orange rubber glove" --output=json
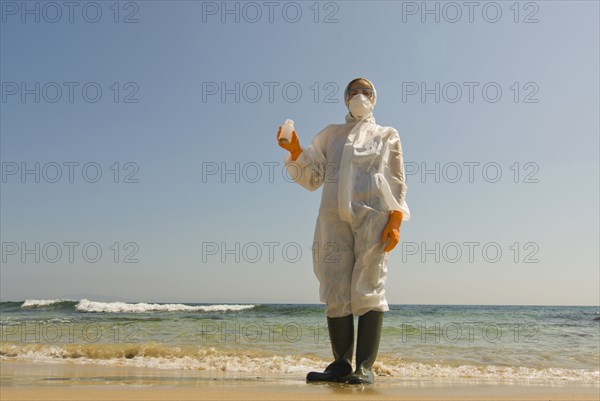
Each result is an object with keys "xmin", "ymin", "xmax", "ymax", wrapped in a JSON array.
[
  {"xmin": 381, "ymin": 210, "xmax": 403, "ymax": 252},
  {"xmin": 277, "ymin": 126, "xmax": 302, "ymax": 161}
]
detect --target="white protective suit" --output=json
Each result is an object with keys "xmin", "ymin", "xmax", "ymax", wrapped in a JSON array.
[{"xmin": 284, "ymin": 111, "xmax": 410, "ymax": 317}]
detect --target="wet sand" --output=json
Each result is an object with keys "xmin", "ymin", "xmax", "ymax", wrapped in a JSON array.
[{"xmin": 1, "ymin": 360, "xmax": 599, "ymax": 400}]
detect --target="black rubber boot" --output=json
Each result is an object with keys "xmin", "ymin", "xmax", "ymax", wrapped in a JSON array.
[
  {"xmin": 306, "ymin": 314, "xmax": 354, "ymax": 382},
  {"xmin": 346, "ymin": 310, "xmax": 384, "ymax": 384}
]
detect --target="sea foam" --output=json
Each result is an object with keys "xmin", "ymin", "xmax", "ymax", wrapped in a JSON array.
[
  {"xmin": 75, "ymin": 299, "xmax": 256, "ymax": 313},
  {"xmin": 1, "ymin": 342, "xmax": 598, "ymax": 383},
  {"xmin": 21, "ymin": 299, "xmax": 74, "ymax": 308}
]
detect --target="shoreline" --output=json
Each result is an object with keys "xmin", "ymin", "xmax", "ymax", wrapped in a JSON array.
[{"xmin": 2, "ymin": 360, "xmax": 599, "ymax": 401}]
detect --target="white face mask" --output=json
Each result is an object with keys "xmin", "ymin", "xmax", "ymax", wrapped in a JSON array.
[{"xmin": 348, "ymin": 94, "xmax": 374, "ymax": 119}]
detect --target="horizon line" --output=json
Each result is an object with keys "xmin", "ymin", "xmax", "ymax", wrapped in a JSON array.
[{"xmin": 1, "ymin": 298, "xmax": 598, "ymax": 307}]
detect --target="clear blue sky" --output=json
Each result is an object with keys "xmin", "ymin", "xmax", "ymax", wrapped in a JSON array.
[{"xmin": 1, "ymin": 1, "xmax": 598, "ymax": 305}]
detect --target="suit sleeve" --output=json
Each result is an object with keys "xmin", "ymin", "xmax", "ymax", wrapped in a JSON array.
[
  {"xmin": 284, "ymin": 126, "xmax": 329, "ymax": 192},
  {"xmin": 382, "ymin": 128, "xmax": 411, "ymax": 221}
]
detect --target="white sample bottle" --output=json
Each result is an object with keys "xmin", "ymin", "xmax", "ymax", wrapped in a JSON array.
[{"xmin": 278, "ymin": 119, "xmax": 295, "ymax": 145}]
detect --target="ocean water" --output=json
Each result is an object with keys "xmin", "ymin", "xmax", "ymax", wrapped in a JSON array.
[{"xmin": 1, "ymin": 299, "xmax": 598, "ymax": 384}]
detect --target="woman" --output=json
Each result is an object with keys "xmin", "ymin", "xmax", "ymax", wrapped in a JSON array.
[{"xmin": 277, "ymin": 77, "xmax": 410, "ymax": 384}]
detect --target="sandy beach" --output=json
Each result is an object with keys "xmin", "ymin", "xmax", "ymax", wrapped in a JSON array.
[{"xmin": 2, "ymin": 360, "xmax": 599, "ymax": 401}]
